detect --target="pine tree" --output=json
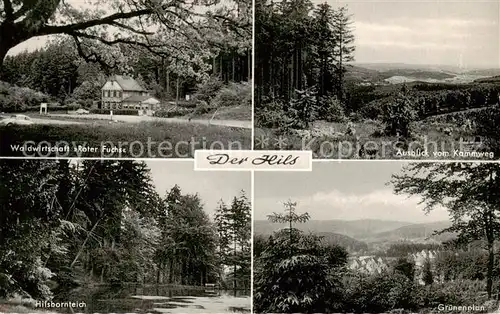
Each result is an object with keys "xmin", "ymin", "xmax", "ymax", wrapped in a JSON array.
[
  {"xmin": 423, "ymin": 258, "xmax": 434, "ymax": 285},
  {"xmin": 214, "ymin": 191, "xmax": 251, "ymax": 290},
  {"xmin": 332, "ymin": 6, "xmax": 355, "ymax": 104}
]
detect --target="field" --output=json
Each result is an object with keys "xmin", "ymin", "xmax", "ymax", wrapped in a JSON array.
[
  {"xmin": 0, "ymin": 120, "xmax": 251, "ymax": 158},
  {"xmin": 255, "ymin": 109, "xmax": 494, "ymax": 160}
]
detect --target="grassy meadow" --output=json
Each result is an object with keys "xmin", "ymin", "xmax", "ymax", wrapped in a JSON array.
[{"xmin": 0, "ymin": 121, "xmax": 250, "ymax": 158}]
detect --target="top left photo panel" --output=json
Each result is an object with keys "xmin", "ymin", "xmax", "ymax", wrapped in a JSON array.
[{"xmin": 0, "ymin": 0, "xmax": 252, "ymax": 158}]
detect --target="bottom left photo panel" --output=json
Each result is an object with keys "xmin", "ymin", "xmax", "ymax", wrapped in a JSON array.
[{"xmin": 0, "ymin": 159, "xmax": 251, "ymax": 314}]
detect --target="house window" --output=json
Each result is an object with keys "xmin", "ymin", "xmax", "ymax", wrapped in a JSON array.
[
  {"xmin": 106, "ymin": 90, "xmax": 110, "ymax": 97},
  {"xmin": 102, "ymin": 90, "xmax": 105, "ymax": 98},
  {"xmin": 113, "ymin": 90, "xmax": 117, "ymax": 97},
  {"xmin": 118, "ymin": 91, "xmax": 122, "ymax": 98}
]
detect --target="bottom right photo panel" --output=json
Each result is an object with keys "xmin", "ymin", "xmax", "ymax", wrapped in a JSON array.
[{"xmin": 253, "ymin": 161, "xmax": 499, "ymax": 314}]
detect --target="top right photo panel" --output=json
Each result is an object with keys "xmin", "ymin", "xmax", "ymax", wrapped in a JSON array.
[{"xmin": 254, "ymin": 0, "xmax": 500, "ymax": 160}]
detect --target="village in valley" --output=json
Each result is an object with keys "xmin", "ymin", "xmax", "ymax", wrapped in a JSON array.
[{"xmin": 0, "ymin": 0, "xmax": 252, "ymax": 157}]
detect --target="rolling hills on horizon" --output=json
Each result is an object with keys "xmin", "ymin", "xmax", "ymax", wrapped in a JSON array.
[
  {"xmin": 346, "ymin": 63, "xmax": 500, "ymax": 84},
  {"xmin": 254, "ymin": 219, "xmax": 454, "ymax": 244}
]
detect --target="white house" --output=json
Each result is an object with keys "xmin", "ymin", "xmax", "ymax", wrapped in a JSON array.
[{"xmin": 101, "ymin": 75, "xmax": 160, "ymax": 115}]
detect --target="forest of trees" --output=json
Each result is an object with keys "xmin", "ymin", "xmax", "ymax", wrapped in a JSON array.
[
  {"xmin": 254, "ymin": 165, "xmax": 500, "ymax": 313},
  {"xmin": 254, "ymin": 0, "xmax": 500, "ymax": 146},
  {"xmin": 0, "ymin": 160, "xmax": 251, "ymax": 303},
  {"xmin": 0, "ymin": 0, "xmax": 251, "ymax": 113},
  {"xmin": 255, "ymin": 0, "xmax": 355, "ymax": 129}
]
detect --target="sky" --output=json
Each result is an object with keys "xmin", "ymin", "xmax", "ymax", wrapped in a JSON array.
[
  {"xmin": 314, "ymin": 0, "xmax": 500, "ymax": 69},
  {"xmin": 145, "ymin": 160, "xmax": 251, "ymax": 219},
  {"xmin": 254, "ymin": 161, "xmax": 450, "ymax": 223}
]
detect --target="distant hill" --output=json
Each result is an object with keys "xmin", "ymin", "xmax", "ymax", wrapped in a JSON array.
[
  {"xmin": 475, "ymin": 75, "xmax": 500, "ymax": 83},
  {"xmin": 465, "ymin": 69, "xmax": 500, "ymax": 77},
  {"xmin": 254, "ymin": 219, "xmax": 412, "ymax": 239},
  {"xmin": 345, "ymin": 65, "xmax": 386, "ymax": 83},
  {"xmin": 351, "ymin": 62, "xmax": 463, "ymax": 73},
  {"xmin": 316, "ymin": 232, "xmax": 369, "ymax": 252},
  {"xmin": 370, "ymin": 221, "xmax": 454, "ymax": 243},
  {"xmin": 255, "ymin": 219, "xmax": 456, "ymax": 245},
  {"xmin": 382, "ymin": 69, "xmax": 455, "ymax": 80},
  {"xmin": 346, "ymin": 63, "xmax": 500, "ymax": 85}
]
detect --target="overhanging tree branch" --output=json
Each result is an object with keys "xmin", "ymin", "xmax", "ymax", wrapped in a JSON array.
[{"xmin": 36, "ymin": 8, "xmax": 152, "ymax": 36}]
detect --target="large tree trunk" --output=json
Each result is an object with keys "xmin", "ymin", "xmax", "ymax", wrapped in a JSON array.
[
  {"xmin": 0, "ymin": 43, "xmax": 10, "ymax": 75},
  {"xmin": 247, "ymin": 49, "xmax": 251, "ymax": 81}
]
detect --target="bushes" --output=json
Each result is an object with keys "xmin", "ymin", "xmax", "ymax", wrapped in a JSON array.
[
  {"xmin": 318, "ymin": 96, "xmax": 346, "ymax": 123},
  {"xmin": 212, "ymin": 81, "xmax": 252, "ymax": 108},
  {"xmin": 343, "ymin": 272, "xmax": 417, "ymax": 313},
  {"xmin": 255, "ymin": 100, "xmax": 293, "ymax": 130},
  {"xmin": 383, "ymin": 90, "xmax": 417, "ymax": 137},
  {"xmin": 192, "ymin": 76, "xmax": 225, "ymax": 104},
  {"xmin": 256, "ymin": 89, "xmax": 319, "ymax": 132},
  {"xmin": 193, "ymin": 77, "xmax": 251, "ymax": 108},
  {"xmin": 0, "ymin": 81, "xmax": 51, "ymax": 112},
  {"xmin": 254, "ymin": 230, "xmax": 347, "ymax": 313},
  {"xmin": 89, "ymin": 109, "xmax": 138, "ymax": 115},
  {"xmin": 193, "ymin": 101, "xmax": 216, "ymax": 115},
  {"xmin": 153, "ymin": 108, "xmax": 191, "ymax": 118}
]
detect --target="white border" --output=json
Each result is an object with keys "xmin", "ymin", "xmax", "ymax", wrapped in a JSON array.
[
  {"xmin": 250, "ymin": 0, "xmax": 256, "ymax": 151},
  {"xmin": 193, "ymin": 150, "xmax": 313, "ymax": 171},
  {"xmin": 250, "ymin": 169, "xmax": 255, "ymax": 312}
]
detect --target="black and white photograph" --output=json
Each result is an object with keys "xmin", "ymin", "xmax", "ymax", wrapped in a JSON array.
[
  {"xmin": 0, "ymin": 159, "xmax": 251, "ymax": 313},
  {"xmin": 254, "ymin": 0, "xmax": 500, "ymax": 160},
  {"xmin": 0, "ymin": 0, "xmax": 252, "ymax": 158},
  {"xmin": 254, "ymin": 161, "xmax": 500, "ymax": 313}
]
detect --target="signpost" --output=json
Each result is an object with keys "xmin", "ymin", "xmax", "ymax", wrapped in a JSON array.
[{"xmin": 40, "ymin": 103, "xmax": 48, "ymax": 115}]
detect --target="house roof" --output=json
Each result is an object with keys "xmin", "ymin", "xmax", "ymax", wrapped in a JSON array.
[
  {"xmin": 122, "ymin": 95, "xmax": 156, "ymax": 102},
  {"xmin": 109, "ymin": 75, "xmax": 145, "ymax": 91}
]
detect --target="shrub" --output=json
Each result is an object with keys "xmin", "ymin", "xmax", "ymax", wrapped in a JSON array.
[
  {"xmin": 191, "ymin": 76, "xmax": 224, "ymax": 104},
  {"xmin": 0, "ymin": 81, "xmax": 51, "ymax": 112},
  {"xmin": 344, "ymin": 272, "xmax": 418, "ymax": 313},
  {"xmin": 254, "ymin": 230, "xmax": 347, "ymax": 313},
  {"xmin": 193, "ymin": 101, "xmax": 216, "ymax": 115},
  {"xmin": 255, "ymin": 100, "xmax": 295, "ymax": 133},
  {"xmin": 358, "ymin": 100, "xmax": 386, "ymax": 120},
  {"xmin": 89, "ymin": 109, "xmax": 138, "ymax": 115},
  {"xmin": 318, "ymin": 96, "xmax": 346, "ymax": 123},
  {"xmin": 383, "ymin": 90, "xmax": 417, "ymax": 137},
  {"xmin": 212, "ymin": 81, "xmax": 252, "ymax": 108},
  {"xmin": 288, "ymin": 88, "xmax": 318, "ymax": 129},
  {"xmin": 153, "ymin": 108, "xmax": 191, "ymax": 118}
]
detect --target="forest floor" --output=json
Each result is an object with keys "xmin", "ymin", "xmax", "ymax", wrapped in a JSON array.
[
  {"xmin": 254, "ymin": 119, "xmax": 491, "ymax": 160},
  {"xmin": 0, "ymin": 121, "xmax": 251, "ymax": 158}
]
